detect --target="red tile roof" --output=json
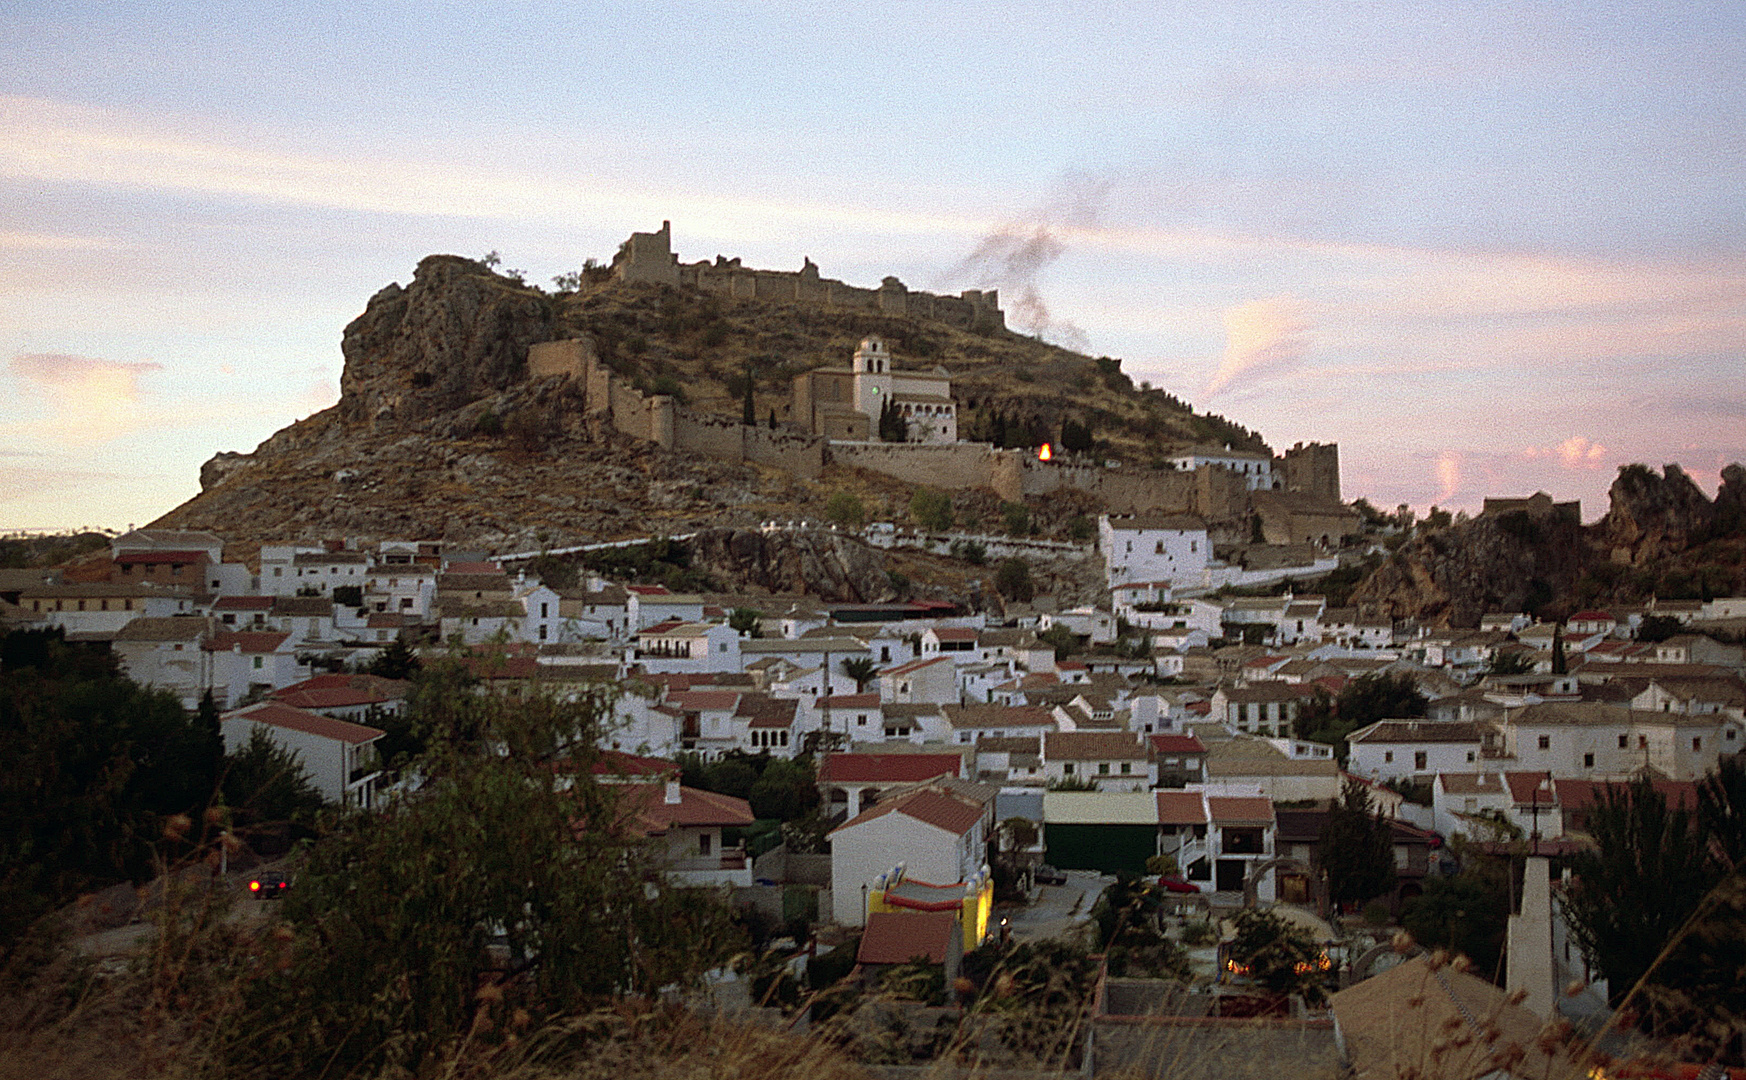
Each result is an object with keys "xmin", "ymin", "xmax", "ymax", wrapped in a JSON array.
[
  {"xmin": 225, "ymin": 702, "xmax": 385, "ymax": 745},
  {"xmin": 116, "ymin": 550, "xmax": 211, "ymax": 564},
  {"xmin": 443, "ymin": 560, "xmax": 503, "ymax": 575},
  {"xmin": 1504, "ymin": 771, "xmax": 1557, "ymax": 806},
  {"xmin": 1156, "ymin": 791, "xmax": 1208, "ymax": 825},
  {"xmin": 883, "ymin": 655, "xmax": 951, "ymax": 677},
  {"xmin": 817, "ymin": 693, "xmax": 881, "ymax": 709},
  {"xmin": 829, "ymin": 786, "xmax": 986, "ymax": 838},
  {"xmin": 203, "ymin": 631, "xmax": 290, "ymax": 654},
  {"xmin": 1205, "ymin": 796, "xmax": 1275, "ymax": 826},
  {"xmin": 664, "ymin": 690, "xmax": 740, "ymax": 712},
  {"xmin": 1043, "ymin": 731, "xmax": 1149, "ymax": 760},
  {"xmin": 271, "ymin": 674, "xmax": 409, "ymax": 710},
  {"xmin": 857, "ymin": 911, "xmax": 959, "ymax": 965},
  {"xmin": 621, "ymin": 782, "xmax": 755, "ymax": 833},
  {"xmin": 817, "ymin": 753, "xmax": 962, "ymax": 784},
  {"xmin": 932, "ymin": 627, "xmax": 978, "ymax": 642},
  {"xmin": 1148, "ymin": 734, "xmax": 1207, "ymax": 755}
]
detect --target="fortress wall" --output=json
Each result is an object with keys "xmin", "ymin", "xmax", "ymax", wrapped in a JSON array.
[
  {"xmin": 670, "ymin": 409, "xmax": 745, "ymax": 460},
  {"xmin": 1278, "ymin": 442, "xmax": 1341, "ymax": 502},
  {"xmin": 828, "ymin": 442, "xmax": 1002, "ymax": 490},
  {"xmin": 528, "ymin": 339, "xmax": 590, "ymax": 380},
  {"xmin": 610, "ymin": 378, "xmax": 652, "ymax": 440},
  {"xmin": 743, "ymin": 425, "xmax": 825, "ymax": 479}
]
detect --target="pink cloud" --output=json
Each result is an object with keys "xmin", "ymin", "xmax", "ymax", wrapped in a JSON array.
[
  {"xmin": 1522, "ymin": 436, "xmax": 1609, "ymax": 470},
  {"xmin": 8, "ymin": 352, "xmax": 163, "ymax": 442},
  {"xmin": 1205, "ymin": 297, "xmax": 1310, "ymax": 397}
]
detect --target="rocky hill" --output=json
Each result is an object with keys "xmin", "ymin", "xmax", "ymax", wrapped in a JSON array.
[
  {"xmin": 155, "ymin": 253, "xmax": 1266, "ymax": 555},
  {"xmin": 1350, "ymin": 463, "xmax": 1746, "ymax": 627}
]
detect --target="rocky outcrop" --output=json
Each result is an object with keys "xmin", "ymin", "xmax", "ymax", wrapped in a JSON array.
[
  {"xmin": 337, "ymin": 255, "xmax": 556, "ymax": 425},
  {"xmin": 1349, "ymin": 498, "xmax": 1590, "ymax": 627},
  {"xmin": 684, "ymin": 528, "xmax": 895, "ymax": 603},
  {"xmin": 1595, "ymin": 463, "xmax": 1717, "ymax": 565}
]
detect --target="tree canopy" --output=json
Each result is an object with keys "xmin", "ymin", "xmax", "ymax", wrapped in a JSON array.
[{"xmin": 223, "ymin": 656, "xmax": 743, "ymax": 1076}]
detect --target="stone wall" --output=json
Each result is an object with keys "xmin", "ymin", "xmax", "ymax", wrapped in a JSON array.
[
  {"xmin": 526, "ymin": 338, "xmax": 824, "ymax": 478},
  {"xmin": 1277, "ymin": 442, "xmax": 1341, "ymax": 502},
  {"xmin": 611, "ymin": 221, "xmax": 1004, "ymax": 332},
  {"xmin": 828, "ymin": 441, "xmax": 1009, "ymax": 491}
]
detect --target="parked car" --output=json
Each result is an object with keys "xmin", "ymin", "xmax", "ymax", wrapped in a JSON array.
[
  {"xmin": 248, "ymin": 870, "xmax": 290, "ymax": 898},
  {"xmin": 1156, "ymin": 874, "xmax": 1201, "ymax": 894},
  {"xmin": 1033, "ymin": 864, "xmax": 1067, "ymax": 886}
]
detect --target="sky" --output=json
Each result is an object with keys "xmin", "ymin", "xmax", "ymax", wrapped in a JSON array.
[{"xmin": 3, "ymin": 0, "xmax": 1742, "ymax": 532}]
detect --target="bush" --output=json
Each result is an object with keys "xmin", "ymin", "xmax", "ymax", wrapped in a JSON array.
[
  {"xmin": 824, "ymin": 491, "xmax": 865, "ymax": 528},
  {"xmin": 1001, "ymin": 501, "xmax": 1031, "ymax": 536},
  {"xmin": 994, "ymin": 557, "xmax": 1035, "ymax": 602},
  {"xmin": 473, "ymin": 410, "xmax": 504, "ymax": 437},
  {"xmin": 909, "ymin": 488, "xmax": 954, "ymax": 531},
  {"xmin": 950, "ymin": 539, "xmax": 987, "ymax": 565}
]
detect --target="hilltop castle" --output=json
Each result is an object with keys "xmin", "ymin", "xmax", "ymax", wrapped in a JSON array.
[{"xmin": 611, "ymin": 222, "xmax": 1006, "ymax": 333}]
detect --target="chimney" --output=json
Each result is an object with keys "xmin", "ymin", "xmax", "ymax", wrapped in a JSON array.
[{"xmin": 664, "ymin": 777, "xmax": 682, "ymax": 805}]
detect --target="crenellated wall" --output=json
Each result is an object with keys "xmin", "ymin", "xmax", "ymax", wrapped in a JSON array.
[
  {"xmin": 610, "ymin": 221, "xmax": 1004, "ymax": 333},
  {"xmin": 526, "ymin": 338, "xmax": 825, "ymax": 478}
]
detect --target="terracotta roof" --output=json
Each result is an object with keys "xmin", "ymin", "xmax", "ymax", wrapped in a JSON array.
[
  {"xmin": 1042, "ymin": 731, "xmax": 1148, "ymax": 761},
  {"xmin": 1349, "ymin": 720, "xmax": 1485, "ymax": 744},
  {"xmin": 817, "ymin": 753, "xmax": 961, "ymax": 784},
  {"xmin": 942, "ymin": 704, "xmax": 1056, "ymax": 730},
  {"xmin": 203, "ymin": 631, "xmax": 289, "ymax": 654},
  {"xmin": 857, "ymin": 911, "xmax": 958, "ymax": 965},
  {"xmin": 830, "ymin": 785, "xmax": 986, "ymax": 837},
  {"xmin": 272, "ymin": 596, "xmax": 335, "ymax": 616},
  {"xmin": 1156, "ymin": 790, "xmax": 1207, "ymax": 825},
  {"xmin": 114, "ymin": 550, "xmax": 210, "ymax": 564},
  {"xmin": 931, "ymin": 627, "xmax": 978, "ymax": 642},
  {"xmin": 270, "ymin": 673, "xmax": 410, "ymax": 710},
  {"xmin": 622, "ymin": 782, "xmax": 754, "ymax": 833},
  {"xmin": 114, "ymin": 616, "xmax": 209, "ymax": 642},
  {"xmin": 442, "ymin": 560, "xmax": 503, "ymax": 575},
  {"xmin": 1148, "ymin": 734, "xmax": 1207, "ymax": 755},
  {"xmin": 882, "ymin": 655, "xmax": 952, "ymax": 677},
  {"xmin": 1435, "ymin": 772, "xmax": 1506, "ymax": 796},
  {"xmin": 734, "ymin": 695, "xmax": 798, "ymax": 728},
  {"xmin": 1205, "ymin": 795, "xmax": 1274, "ymax": 826},
  {"xmin": 224, "ymin": 702, "xmax": 385, "ymax": 745},
  {"xmin": 816, "ymin": 693, "xmax": 881, "ymax": 709},
  {"xmin": 663, "ymin": 690, "xmax": 740, "ymax": 712},
  {"xmin": 1503, "ymin": 771, "xmax": 1557, "ymax": 806}
]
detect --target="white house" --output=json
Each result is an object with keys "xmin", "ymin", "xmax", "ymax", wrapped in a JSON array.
[
  {"xmin": 1099, "ymin": 514, "xmax": 1210, "ymax": 590},
  {"xmin": 622, "ymin": 777, "xmax": 756, "ymax": 888},
  {"xmin": 828, "ymin": 781, "xmax": 993, "ymax": 926},
  {"xmin": 221, "ymin": 701, "xmax": 385, "ymax": 808},
  {"xmin": 1346, "ymin": 720, "xmax": 1487, "ymax": 783},
  {"xmin": 1040, "ymin": 731, "xmax": 1150, "ymax": 792},
  {"xmin": 1165, "ymin": 446, "xmax": 1274, "ymax": 491},
  {"xmin": 1497, "ymin": 701, "xmax": 1743, "ymax": 780},
  {"xmin": 633, "ymin": 621, "xmax": 742, "ymax": 674}
]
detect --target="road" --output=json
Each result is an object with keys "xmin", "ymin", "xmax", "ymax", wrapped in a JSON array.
[{"xmin": 1000, "ymin": 869, "xmax": 1111, "ymax": 943}]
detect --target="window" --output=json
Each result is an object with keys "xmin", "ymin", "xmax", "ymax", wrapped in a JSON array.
[
  {"xmin": 1693, "ymin": 737, "xmax": 1702, "ymax": 752},
  {"xmin": 1120, "ymin": 762, "xmax": 1131, "ymax": 774},
  {"xmin": 698, "ymin": 833, "xmax": 711, "ymax": 856},
  {"xmin": 857, "ymin": 714, "xmax": 867, "ymax": 727},
  {"xmin": 1618, "ymin": 734, "xmax": 1629, "ymax": 749},
  {"xmin": 1155, "ymin": 541, "xmax": 1164, "ymax": 554},
  {"xmin": 252, "ymin": 656, "xmax": 263, "ymax": 670},
  {"xmin": 1384, "ymin": 751, "xmax": 1394, "ymax": 763},
  {"xmin": 1466, "ymin": 751, "xmax": 1476, "ymax": 762},
  {"xmin": 1098, "ymin": 762, "xmax": 1110, "ymax": 775},
  {"xmin": 1063, "ymin": 763, "xmax": 1075, "ymax": 775},
  {"xmin": 1583, "ymin": 753, "xmax": 1594, "ymax": 768},
  {"xmin": 1414, "ymin": 751, "xmax": 1428, "ymax": 771},
  {"xmin": 1639, "ymin": 735, "xmax": 1648, "ymax": 749},
  {"xmin": 1537, "ymin": 735, "xmax": 1551, "ymax": 750}
]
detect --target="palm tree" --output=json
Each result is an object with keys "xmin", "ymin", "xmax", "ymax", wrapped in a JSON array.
[{"xmin": 841, "ymin": 657, "xmax": 878, "ymax": 693}]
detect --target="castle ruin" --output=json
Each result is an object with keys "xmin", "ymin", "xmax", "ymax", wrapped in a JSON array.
[{"xmin": 611, "ymin": 222, "xmax": 1006, "ymax": 333}]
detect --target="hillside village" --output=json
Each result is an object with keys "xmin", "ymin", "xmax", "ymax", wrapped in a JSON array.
[
  {"xmin": 7, "ymin": 503, "xmax": 1746, "ymax": 1071},
  {"xmin": 6, "ymin": 229, "xmax": 1745, "ymax": 1076}
]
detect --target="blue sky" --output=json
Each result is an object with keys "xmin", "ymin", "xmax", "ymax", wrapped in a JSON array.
[{"xmin": 3, "ymin": 1, "xmax": 1742, "ymax": 531}]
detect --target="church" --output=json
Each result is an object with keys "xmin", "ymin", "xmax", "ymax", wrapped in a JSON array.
[{"xmin": 790, "ymin": 337, "xmax": 958, "ymax": 444}]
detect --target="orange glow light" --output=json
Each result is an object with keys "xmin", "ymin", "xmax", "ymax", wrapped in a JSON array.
[{"xmin": 1038, "ymin": 443, "xmax": 1053, "ymax": 461}]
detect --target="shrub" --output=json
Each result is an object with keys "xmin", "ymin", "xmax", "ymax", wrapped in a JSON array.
[
  {"xmin": 823, "ymin": 491, "xmax": 864, "ymax": 528},
  {"xmin": 909, "ymin": 489, "xmax": 954, "ymax": 531},
  {"xmin": 994, "ymin": 557, "xmax": 1034, "ymax": 602}
]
